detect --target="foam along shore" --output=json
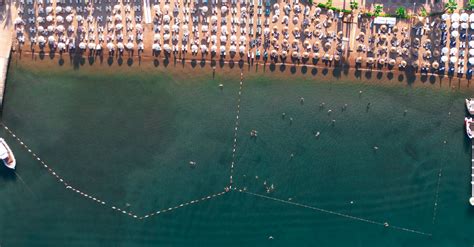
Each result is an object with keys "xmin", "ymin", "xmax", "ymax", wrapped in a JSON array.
[{"xmin": 8, "ymin": 0, "xmax": 474, "ymax": 79}]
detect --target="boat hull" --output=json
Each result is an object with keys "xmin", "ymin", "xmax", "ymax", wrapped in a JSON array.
[{"xmin": 0, "ymin": 138, "xmax": 16, "ymax": 169}]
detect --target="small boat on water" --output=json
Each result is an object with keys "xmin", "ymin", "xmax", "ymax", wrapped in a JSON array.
[
  {"xmin": 465, "ymin": 117, "xmax": 474, "ymax": 139},
  {"xmin": 466, "ymin": 98, "xmax": 474, "ymax": 115},
  {"xmin": 0, "ymin": 138, "xmax": 16, "ymax": 169}
]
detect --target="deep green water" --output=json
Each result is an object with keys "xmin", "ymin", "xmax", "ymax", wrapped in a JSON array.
[{"xmin": 0, "ymin": 61, "xmax": 473, "ymax": 246}]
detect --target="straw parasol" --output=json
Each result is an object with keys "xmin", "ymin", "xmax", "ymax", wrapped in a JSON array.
[
  {"xmin": 334, "ymin": 55, "xmax": 340, "ymax": 61},
  {"xmin": 400, "ymin": 60, "xmax": 407, "ymax": 67},
  {"xmin": 389, "ymin": 59, "xmax": 396, "ymax": 66},
  {"xmin": 313, "ymin": 53, "xmax": 320, "ymax": 59},
  {"xmin": 367, "ymin": 57, "xmax": 374, "ymax": 64},
  {"xmin": 432, "ymin": 61, "xmax": 439, "ymax": 69}
]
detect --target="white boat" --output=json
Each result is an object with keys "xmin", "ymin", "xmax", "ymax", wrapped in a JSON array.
[
  {"xmin": 465, "ymin": 117, "xmax": 474, "ymax": 139},
  {"xmin": 0, "ymin": 138, "xmax": 16, "ymax": 169},
  {"xmin": 466, "ymin": 98, "xmax": 474, "ymax": 115}
]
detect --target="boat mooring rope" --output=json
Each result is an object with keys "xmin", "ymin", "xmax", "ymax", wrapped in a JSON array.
[{"xmin": 0, "ymin": 123, "xmax": 229, "ymax": 220}]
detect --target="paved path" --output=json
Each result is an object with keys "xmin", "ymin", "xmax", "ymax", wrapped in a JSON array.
[{"xmin": 0, "ymin": 5, "xmax": 12, "ymax": 107}]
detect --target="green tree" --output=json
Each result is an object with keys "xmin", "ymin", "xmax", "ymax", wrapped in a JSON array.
[
  {"xmin": 308, "ymin": 0, "xmax": 313, "ymax": 4},
  {"xmin": 395, "ymin": 7, "xmax": 407, "ymax": 18},
  {"xmin": 468, "ymin": 0, "xmax": 474, "ymax": 10},
  {"xmin": 325, "ymin": 0, "xmax": 333, "ymax": 8},
  {"xmin": 350, "ymin": 1, "xmax": 358, "ymax": 10},
  {"xmin": 420, "ymin": 7, "xmax": 427, "ymax": 17},
  {"xmin": 444, "ymin": 0, "xmax": 457, "ymax": 13},
  {"xmin": 374, "ymin": 5, "xmax": 383, "ymax": 17}
]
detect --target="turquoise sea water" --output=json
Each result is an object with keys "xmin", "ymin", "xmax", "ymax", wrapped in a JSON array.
[{"xmin": 0, "ymin": 59, "xmax": 473, "ymax": 246}]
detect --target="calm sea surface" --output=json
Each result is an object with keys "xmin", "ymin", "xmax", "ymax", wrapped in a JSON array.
[{"xmin": 0, "ymin": 58, "xmax": 473, "ymax": 246}]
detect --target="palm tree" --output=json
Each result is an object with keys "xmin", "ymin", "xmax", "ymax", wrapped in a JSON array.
[
  {"xmin": 468, "ymin": 0, "xmax": 474, "ymax": 10},
  {"xmin": 350, "ymin": 1, "xmax": 358, "ymax": 10},
  {"xmin": 374, "ymin": 5, "xmax": 383, "ymax": 17},
  {"xmin": 325, "ymin": 0, "xmax": 333, "ymax": 8},
  {"xmin": 395, "ymin": 7, "xmax": 407, "ymax": 18},
  {"xmin": 444, "ymin": 0, "xmax": 457, "ymax": 13}
]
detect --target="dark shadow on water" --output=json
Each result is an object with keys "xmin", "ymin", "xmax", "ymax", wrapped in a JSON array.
[
  {"xmin": 200, "ymin": 59, "xmax": 206, "ymax": 67},
  {"xmin": 211, "ymin": 59, "xmax": 216, "ymax": 67},
  {"xmin": 376, "ymin": 72, "xmax": 383, "ymax": 80},
  {"xmin": 311, "ymin": 67, "xmax": 318, "ymax": 75},
  {"xmin": 39, "ymin": 50, "xmax": 45, "ymax": 60},
  {"xmin": 108, "ymin": 57, "xmax": 114, "ymax": 66},
  {"xmin": 354, "ymin": 69, "xmax": 362, "ymax": 79},
  {"xmin": 387, "ymin": 72, "xmax": 393, "ymax": 80},
  {"xmin": 429, "ymin": 75, "xmax": 436, "ymax": 84},
  {"xmin": 0, "ymin": 165, "xmax": 16, "ymax": 181},
  {"xmin": 191, "ymin": 59, "xmax": 197, "ymax": 68},
  {"xmin": 229, "ymin": 60, "xmax": 235, "ymax": 69},
  {"xmin": 332, "ymin": 67, "xmax": 341, "ymax": 78},
  {"xmin": 290, "ymin": 66, "xmax": 296, "ymax": 74},
  {"xmin": 420, "ymin": 74, "xmax": 428, "ymax": 83},
  {"xmin": 88, "ymin": 56, "xmax": 95, "ymax": 65},
  {"xmin": 322, "ymin": 68, "xmax": 328, "ymax": 76},
  {"xmin": 365, "ymin": 71, "xmax": 372, "ymax": 79},
  {"xmin": 238, "ymin": 59, "xmax": 244, "ymax": 68},
  {"xmin": 398, "ymin": 74, "xmax": 404, "ymax": 82},
  {"xmin": 58, "ymin": 58, "xmax": 64, "ymax": 66},
  {"xmin": 163, "ymin": 58, "xmax": 169, "ymax": 67},
  {"xmin": 127, "ymin": 58, "xmax": 133, "ymax": 66},
  {"xmin": 117, "ymin": 57, "xmax": 123, "ymax": 66},
  {"xmin": 219, "ymin": 58, "xmax": 225, "ymax": 68},
  {"xmin": 279, "ymin": 64, "xmax": 286, "ymax": 72},
  {"xmin": 301, "ymin": 66, "xmax": 307, "ymax": 74},
  {"xmin": 269, "ymin": 63, "xmax": 276, "ymax": 71}
]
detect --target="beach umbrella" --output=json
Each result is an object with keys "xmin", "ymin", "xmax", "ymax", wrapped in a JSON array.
[
  {"xmin": 450, "ymin": 47, "xmax": 458, "ymax": 55},
  {"xmin": 442, "ymin": 13, "xmax": 449, "ymax": 21},
  {"xmin": 424, "ymin": 50, "xmax": 431, "ymax": 58},
  {"xmin": 432, "ymin": 61, "xmax": 439, "ymax": 69},
  {"xmin": 56, "ymin": 15, "xmax": 64, "ymax": 23},
  {"xmin": 450, "ymin": 56, "xmax": 457, "ymax": 63},
  {"xmin": 356, "ymin": 56, "xmax": 362, "ymax": 63},
  {"xmin": 400, "ymin": 60, "xmax": 407, "ymax": 67},
  {"xmin": 116, "ymin": 23, "xmax": 123, "ymax": 30},
  {"xmin": 470, "ymin": 41, "xmax": 474, "ymax": 48},
  {"xmin": 452, "ymin": 13, "xmax": 460, "ymax": 22},
  {"xmin": 76, "ymin": 15, "xmax": 83, "ymax": 22},
  {"xmin": 461, "ymin": 13, "xmax": 469, "ymax": 22},
  {"xmin": 240, "ymin": 36, "xmax": 246, "ymax": 43},
  {"xmin": 136, "ymin": 24, "xmax": 143, "ymax": 32},
  {"xmin": 116, "ymin": 42, "xmax": 124, "ymax": 50},
  {"xmin": 239, "ymin": 45, "xmax": 245, "ymax": 53},
  {"xmin": 313, "ymin": 52, "xmax": 320, "ymax": 59},
  {"xmin": 315, "ymin": 7, "xmax": 321, "ymax": 15},
  {"xmin": 163, "ymin": 15, "xmax": 170, "ymax": 23},
  {"xmin": 412, "ymin": 61, "xmax": 419, "ymax": 68},
  {"xmin": 201, "ymin": 6, "xmax": 208, "ymax": 13},
  {"xmin": 154, "ymin": 34, "xmax": 161, "ymax": 41},
  {"xmin": 38, "ymin": 26, "xmax": 44, "ymax": 33},
  {"xmin": 324, "ymin": 42, "xmax": 331, "ymax": 50},
  {"xmin": 264, "ymin": 28, "xmax": 270, "ymax": 35},
  {"xmin": 38, "ymin": 35, "xmax": 45, "ymax": 44},
  {"xmin": 470, "ymin": 49, "xmax": 474, "ymax": 56},
  {"xmin": 389, "ymin": 59, "xmax": 396, "ymax": 66},
  {"xmin": 470, "ymin": 14, "xmax": 474, "ymax": 22},
  {"xmin": 172, "ymin": 24, "xmax": 179, "ymax": 32},
  {"xmin": 470, "ymin": 57, "xmax": 474, "ymax": 65},
  {"xmin": 220, "ymin": 46, "xmax": 226, "ymax": 53},
  {"xmin": 462, "ymin": 22, "xmax": 468, "ymax": 29},
  {"xmin": 48, "ymin": 35, "xmax": 55, "ymax": 43},
  {"xmin": 55, "ymin": 6, "xmax": 62, "ymax": 13},
  {"xmin": 152, "ymin": 43, "xmax": 160, "ymax": 51},
  {"xmin": 57, "ymin": 42, "xmax": 66, "ymax": 50},
  {"xmin": 163, "ymin": 33, "xmax": 170, "ymax": 41},
  {"xmin": 56, "ymin": 25, "xmax": 65, "ymax": 32},
  {"xmin": 441, "ymin": 55, "xmax": 448, "ymax": 62},
  {"xmin": 66, "ymin": 15, "xmax": 73, "ymax": 23},
  {"xmin": 200, "ymin": 45, "xmax": 207, "ymax": 53},
  {"xmin": 378, "ymin": 58, "xmax": 385, "ymax": 64},
  {"xmin": 107, "ymin": 42, "xmax": 115, "ymax": 51},
  {"xmin": 115, "ymin": 14, "xmax": 122, "ymax": 21},
  {"xmin": 46, "ymin": 15, "xmax": 53, "ymax": 22},
  {"xmin": 65, "ymin": 6, "xmax": 72, "ymax": 13},
  {"xmin": 230, "ymin": 45, "xmax": 236, "ymax": 52},
  {"xmin": 442, "ymin": 47, "xmax": 449, "ymax": 54},
  {"xmin": 451, "ymin": 30, "xmax": 459, "ymax": 38},
  {"xmin": 293, "ymin": 16, "xmax": 298, "ymax": 24},
  {"xmin": 37, "ymin": 16, "xmax": 44, "ymax": 23},
  {"xmin": 46, "ymin": 6, "xmax": 53, "ymax": 13},
  {"xmin": 47, "ymin": 25, "xmax": 54, "ymax": 32},
  {"xmin": 230, "ymin": 35, "xmax": 237, "ymax": 42},
  {"xmin": 114, "ymin": 4, "xmax": 121, "ymax": 11},
  {"xmin": 220, "ymin": 35, "xmax": 227, "ymax": 43},
  {"xmin": 380, "ymin": 25, "xmax": 387, "ymax": 33},
  {"xmin": 334, "ymin": 54, "xmax": 340, "ymax": 61},
  {"xmin": 390, "ymin": 47, "xmax": 397, "ymax": 54},
  {"xmin": 79, "ymin": 42, "xmax": 86, "ymax": 49},
  {"xmin": 452, "ymin": 22, "xmax": 459, "ymax": 29},
  {"xmin": 367, "ymin": 57, "xmax": 374, "ymax": 64},
  {"xmin": 96, "ymin": 44, "xmax": 102, "ymax": 50},
  {"xmin": 281, "ymin": 50, "xmax": 287, "ymax": 57},
  {"xmin": 191, "ymin": 44, "xmax": 198, "ymax": 52},
  {"xmin": 211, "ymin": 45, "xmax": 217, "ymax": 52},
  {"xmin": 163, "ymin": 24, "xmax": 170, "ymax": 32},
  {"xmin": 271, "ymin": 49, "xmax": 277, "ymax": 56},
  {"xmin": 14, "ymin": 17, "xmax": 23, "ymax": 25},
  {"xmin": 88, "ymin": 43, "xmax": 95, "ymax": 50},
  {"xmin": 126, "ymin": 42, "xmax": 134, "ymax": 50},
  {"xmin": 221, "ymin": 6, "xmax": 228, "ymax": 14}
]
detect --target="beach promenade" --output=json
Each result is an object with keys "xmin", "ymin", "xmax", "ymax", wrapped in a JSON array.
[{"xmin": 0, "ymin": 5, "xmax": 12, "ymax": 108}]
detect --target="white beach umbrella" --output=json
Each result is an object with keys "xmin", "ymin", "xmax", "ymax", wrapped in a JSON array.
[
  {"xmin": 88, "ymin": 43, "xmax": 95, "ymax": 50},
  {"xmin": 220, "ymin": 46, "xmax": 226, "ymax": 52},
  {"xmin": 48, "ymin": 35, "xmax": 55, "ymax": 42},
  {"xmin": 470, "ymin": 49, "xmax": 474, "ymax": 56},
  {"xmin": 136, "ymin": 24, "xmax": 143, "ymax": 32},
  {"xmin": 163, "ymin": 44, "xmax": 171, "ymax": 52},
  {"xmin": 117, "ymin": 42, "xmax": 124, "ymax": 50},
  {"xmin": 56, "ymin": 25, "xmax": 65, "ymax": 32},
  {"xmin": 469, "ymin": 57, "xmax": 474, "ymax": 65},
  {"xmin": 462, "ymin": 22, "xmax": 468, "ymax": 29},
  {"xmin": 66, "ymin": 15, "xmax": 73, "ymax": 23},
  {"xmin": 450, "ymin": 47, "xmax": 458, "ymax": 55},
  {"xmin": 211, "ymin": 15, "xmax": 218, "ymax": 23},
  {"xmin": 452, "ymin": 13, "xmax": 460, "ymax": 22},
  {"xmin": 57, "ymin": 42, "xmax": 66, "ymax": 50},
  {"xmin": 114, "ymin": 4, "xmax": 121, "ymax": 11},
  {"xmin": 451, "ymin": 30, "xmax": 459, "ymax": 38},
  {"xmin": 211, "ymin": 45, "xmax": 217, "ymax": 52},
  {"xmin": 221, "ymin": 6, "xmax": 228, "ymax": 14},
  {"xmin": 442, "ymin": 13, "xmax": 449, "ymax": 21},
  {"xmin": 76, "ymin": 15, "xmax": 83, "ymax": 22},
  {"xmin": 107, "ymin": 42, "xmax": 115, "ymax": 51},
  {"xmin": 452, "ymin": 22, "xmax": 460, "ymax": 29},
  {"xmin": 470, "ymin": 40, "xmax": 474, "ymax": 48},
  {"xmin": 200, "ymin": 45, "xmax": 207, "ymax": 53},
  {"xmin": 442, "ymin": 47, "xmax": 449, "ymax": 54},
  {"xmin": 38, "ymin": 26, "xmax": 44, "ymax": 33},
  {"xmin": 230, "ymin": 35, "xmax": 237, "ymax": 42},
  {"xmin": 230, "ymin": 45, "xmax": 236, "ymax": 52},
  {"xmin": 163, "ymin": 15, "xmax": 170, "ymax": 23},
  {"xmin": 47, "ymin": 25, "xmax": 54, "ymax": 32},
  {"xmin": 191, "ymin": 44, "xmax": 198, "ymax": 52},
  {"xmin": 14, "ymin": 17, "xmax": 23, "ymax": 25},
  {"xmin": 220, "ymin": 35, "xmax": 227, "ymax": 43},
  {"xmin": 96, "ymin": 44, "xmax": 102, "ymax": 50},
  {"xmin": 273, "ymin": 3, "xmax": 279, "ymax": 9},
  {"xmin": 152, "ymin": 43, "xmax": 161, "ymax": 51},
  {"xmin": 239, "ymin": 45, "xmax": 245, "ymax": 53},
  {"xmin": 441, "ymin": 55, "xmax": 448, "ymax": 62},
  {"xmin": 79, "ymin": 42, "xmax": 86, "ymax": 49},
  {"xmin": 470, "ymin": 14, "xmax": 474, "ymax": 22},
  {"xmin": 240, "ymin": 36, "xmax": 246, "ymax": 43},
  {"xmin": 154, "ymin": 33, "xmax": 161, "ymax": 41},
  {"xmin": 38, "ymin": 36, "xmax": 45, "ymax": 44},
  {"xmin": 37, "ymin": 16, "xmax": 44, "ymax": 23},
  {"xmin": 461, "ymin": 13, "xmax": 469, "ymax": 22},
  {"xmin": 450, "ymin": 56, "xmax": 457, "ymax": 63},
  {"xmin": 163, "ymin": 24, "xmax": 170, "ymax": 32},
  {"xmin": 163, "ymin": 33, "xmax": 170, "ymax": 41},
  {"xmin": 46, "ymin": 6, "xmax": 53, "ymax": 14},
  {"xmin": 201, "ymin": 6, "xmax": 208, "ymax": 13},
  {"xmin": 201, "ymin": 25, "xmax": 208, "ymax": 32},
  {"xmin": 65, "ymin": 6, "xmax": 72, "ymax": 13},
  {"xmin": 56, "ymin": 16, "xmax": 64, "ymax": 23},
  {"xmin": 55, "ymin": 6, "xmax": 62, "ymax": 13},
  {"xmin": 46, "ymin": 15, "xmax": 53, "ymax": 22},
  {"xmin": 116, "ymin": 23, "xmax": 123, "ymax": 30}
]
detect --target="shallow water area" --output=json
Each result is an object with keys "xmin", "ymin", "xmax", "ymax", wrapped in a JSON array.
[{"xmin": 0, "ymin": 54, "xmax": 473, "ymax": 246}]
